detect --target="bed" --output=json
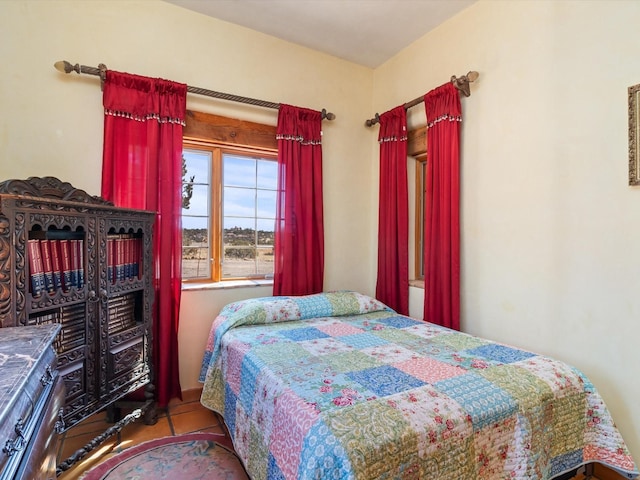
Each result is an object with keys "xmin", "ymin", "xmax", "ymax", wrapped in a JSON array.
[{"xmin": 199, "ymin": 291, "xmax": 638, "ymax": 480}]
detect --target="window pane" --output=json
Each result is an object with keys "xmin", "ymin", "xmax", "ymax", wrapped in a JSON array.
[
  {"xmin": 183, "ymin": 150, "xmax": 211, "ymax": 184},
  {"xmin": 182, "ymin": 246, "xmax": 210, "ymax": 279},
  {"xmin": 257, "ymin": 160, "xmax": 278, "ymax": 189},
  {"xmin": 418, "ymin": 161, "xmax": 426, "ymax": 279},
  {"xmin": 223, "ymin": 186, "xmax": 255, "ymax": 218},
  {"xmin": 224, "ymin": 155, "xmax": 256, "ymax": 188},
  {"xmin": 182, "ymin": 149, "xmax": 211, "ymax": 280},
  {"xmin": 223, "ymin": 225, "xmax": 255, "ymax": 245},
  {"xmin": 257, "ymin": 189, "xmax": 276, "ymax": 218},
  {"xmin": 183, "ymin": 216, "xmax": 210, "ymax": 236},
  {"xmin": 182, "ymin": 184, "xmax": 210, "ymax": 218},
  {"xmin": 256, "ymin": 247, "xmax": 274, "ymax": 275},
  {"xmin": 256, "ymin": 219, "xmax": 275, "ymax": 246},
  {"xmin": 222, "ymin": 245, "xmax": 256, "ymax": 278}
]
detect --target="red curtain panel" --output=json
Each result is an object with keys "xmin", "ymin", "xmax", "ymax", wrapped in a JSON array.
[
  {"xmin": 375, "ymin": 106, "xmax": 409, "ymax": 315},
  {"xmin": 101, "ymin": 70, "xmax": 186, "ymax": 406},
  {"xmin": 423, "ymin": 82, "xmax": 461, "ymax": 330},
  {"xmin": 273, "ymin": 104, "xmax": 324, "ymax": 296}
]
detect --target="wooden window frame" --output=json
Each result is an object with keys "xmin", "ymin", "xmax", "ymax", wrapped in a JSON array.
[
  {"xmin": 408, "ymin": 126, "xmax": 427, "ymax": 282},
  {"xmin": 182, "ymin": 111, "xmax": 277, "ymax": 283}
]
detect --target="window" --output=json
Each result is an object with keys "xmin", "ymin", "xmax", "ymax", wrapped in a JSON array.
[
  {"xmin": 182, "ymin": 144, "xmax": 277, "ymax": 282},
  {"xmin": 415, "ymin": 158, "xmax": 426, "ymax": 280},
  {"xmin": 181, "ymin": 111, "xmax": 278, "ymax": 283},
  {"xmin": 408, "ymin": 123, "xmax": 428, "ymax": 282}
]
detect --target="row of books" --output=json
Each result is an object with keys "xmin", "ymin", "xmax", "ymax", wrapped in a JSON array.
[
  {"xmin": 107, "ymin": 236, "xmax": 143, "ymax": 284},
  {"xmin": 28, "ymin": 238, "xmax": 84, "ymax": 297}
]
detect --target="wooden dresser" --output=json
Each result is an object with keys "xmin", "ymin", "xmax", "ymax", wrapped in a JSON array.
[{"xmin": 0, "ymin": 324, "xmax": 64, "ymax": 480}]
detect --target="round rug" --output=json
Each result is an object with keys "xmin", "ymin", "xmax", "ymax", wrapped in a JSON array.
[{"xmin": 80, "ymin": 433, "xmax": 249, "ymax": 480}]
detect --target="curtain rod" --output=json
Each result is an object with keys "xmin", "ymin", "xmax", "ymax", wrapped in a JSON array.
[
  {"xmin": 54, "ymin": 60, "xmax": 336, "ymax": 121},
  {"xmin": 364, "ymin": 71, "xmax": 479, "ymax": 127}
]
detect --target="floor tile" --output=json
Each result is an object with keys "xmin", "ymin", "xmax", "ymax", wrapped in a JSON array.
[
  {"xmin": 168, "ymin": 398, "xmax": 207, "ymax": 416},
  {"xmin": 170, "ymin": 407, "xmax": 221, "ymax": 435}
]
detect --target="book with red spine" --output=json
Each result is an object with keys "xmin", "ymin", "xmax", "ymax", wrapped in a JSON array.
[
  {"xmin": 107, "ymin": 237, "xmax": 115, "ymax": 284},
  {"xmin": 115, "ymin": 237, "xmax": 125, "ymax": 282},
  {"xmin": 76, "ymin": 239, "xmax": 85, "ymax": 288},
  {"xmin": 40, "ymin": 239, "xmax": 55, "ymax": 294},
  {"xmin": 27, "ymin": 239, "xmax": 45, "ymax": 297},
  {"xmin": 60, "ymin": 239, "xmax": 73, "ymax": 291},
  {"xmin": 69, "ymin": 239, "xmax": 79, "ymax": 288},
  {"xmin": 50, "ymin": 239, "xmax": 63, "ymax": 292},
  {"xmin": 133, "ymin": 237, "xmax": 141, "ymax": 278},
  {"xmin": 123, "ymin": 237, "xmax": 131, "ymax": 280}
]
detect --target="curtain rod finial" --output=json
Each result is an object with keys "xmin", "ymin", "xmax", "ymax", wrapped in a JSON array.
[
  {"xmin": 54, "ymin": 60, "xmax": 80, "ymax": 74},
  {"xmin": 321, "ymin": 108, "xmax": 336, "ymax": 121},
  {"xmin": 451, "ymin": 71, "xmax": 479, "ymax": 97},
  {"xmin": 365, "ymin": 113, "xmax": 380, "ymax": 127}
]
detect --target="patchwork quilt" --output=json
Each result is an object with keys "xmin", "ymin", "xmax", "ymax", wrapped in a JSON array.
[{"xmin": 199, "ymin": 291, "xmax": 638, "ymax": 480}]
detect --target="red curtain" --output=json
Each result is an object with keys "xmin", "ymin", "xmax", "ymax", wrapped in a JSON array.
[
  {"xmin": 101, "ymin": 70, "xmax": 186, "ymax": 406},
  {"xmin": 273, "ymin": 104, "xmax": 324, "ymax": 296},
  {"xmin": 376, "ymin": 106, "xmax": 409, "ymax": 315},
  {"xmin": 423, "ymin": 82, "xmax": 461, "ymax": 330}
]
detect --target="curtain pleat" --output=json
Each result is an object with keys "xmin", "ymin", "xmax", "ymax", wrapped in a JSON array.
[{"xmin": 101, "ymin": 70, "xmax": 186, "ymax": 406}]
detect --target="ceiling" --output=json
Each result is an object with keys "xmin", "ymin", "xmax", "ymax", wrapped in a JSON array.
[{"xmin": 164, "ymin": 0, "xmax": 476, "ymax": 68}]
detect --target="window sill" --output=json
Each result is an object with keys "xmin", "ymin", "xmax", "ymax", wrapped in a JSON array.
[
  {"xmin": 182, "ymin": 279, "xmax": 273, "ymax": 292},
  {"xmin": 409, "ymin": 279, "xmax": 425, "ymax": 289}
]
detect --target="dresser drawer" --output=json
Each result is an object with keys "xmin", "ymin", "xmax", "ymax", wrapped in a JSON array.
[
  {"xmin": 0, "ymin": 325, "xmax": 62, "ymax": 480},
  {"xmin": 14, "ymin": 375, "xmax": 65, "ymax": 480}
]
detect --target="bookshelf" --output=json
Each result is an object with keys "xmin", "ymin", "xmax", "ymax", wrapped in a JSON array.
[{"xmin": 0, "ymin": 177, "xmax": 156, "ymax": 432}]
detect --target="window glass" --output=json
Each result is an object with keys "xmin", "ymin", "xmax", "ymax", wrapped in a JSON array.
[
  {"xmin": 182, "ymin": 150, "xmax": 211, "ymax": 279},
  {"xmin": 222, "ymin": 154, "xmax": 276, "ymax": 279},
  {"xmin": 416, "ymin": 159, "xmax": 426, "ymax": 279}
]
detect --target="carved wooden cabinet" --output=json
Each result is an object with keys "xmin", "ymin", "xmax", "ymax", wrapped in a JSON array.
[{"xmin": 0, "ymin": 177, "xmax": 155, "ymax": 431}]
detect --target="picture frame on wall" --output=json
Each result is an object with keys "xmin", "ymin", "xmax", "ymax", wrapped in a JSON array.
[{"xmin": 629, "ymin": 83, "xmax": 640, "ymax": 186}]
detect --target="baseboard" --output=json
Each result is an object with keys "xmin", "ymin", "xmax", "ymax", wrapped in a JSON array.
[{"xmin": 178, "ymin": 387, "xmax": 204, "ymax": 403}]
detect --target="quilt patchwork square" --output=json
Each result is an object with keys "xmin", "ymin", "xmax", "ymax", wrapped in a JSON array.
[
  {"xmin": 432, "ymin": 332, "xmax": 487, "ymax": 351},
  {"xmin": 434, "ymin": 372, "xmax": 517, "ymax": 431},
  {"xmin": 336, "ymin": 332, "xmax": 389, "ymax": 350},
  {"xmin": 315, "ymin": 320, "xmax": 365, "ymax": 337},
  {"xmin": 297, "ymin": 337, "xmax": 355, "ymax": 356},
  {"xmin": 378, "ymin": 315, "xmax": 423, "ymax": 329},
  {"xmin": 361, "ymin": 343, "xmax": 417, "ymax": 363},
  {"xmin": 279, "ymin": 326, "xmax": 330, "ymax": 342},
  {"xmin": 348, "ymin": 364, "xmax": 425, "ymax": 397},
  {"xmin": 467, "ymin": 343, "xmax": 536, "ymax": 364},
  {"xmin": 394, "ymin": 356, "xmax": 466, "ymax": 383},
  {"xmin": 325, "ymin": 350, "xmax": 383, "ymax": 373},
  {"xmin": 295, "ymin": 294, "xmax": 333, "ymax": 318}
]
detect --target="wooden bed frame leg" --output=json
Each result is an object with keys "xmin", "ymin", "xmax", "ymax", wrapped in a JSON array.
[{"xmin": 584, "ymin": 463, "xmax": 595, "ymax": 479}]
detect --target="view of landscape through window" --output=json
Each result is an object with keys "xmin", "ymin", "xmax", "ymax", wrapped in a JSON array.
[{"xmin": 182, "ymin": 148, "xmax": 277, "ymax": 280}]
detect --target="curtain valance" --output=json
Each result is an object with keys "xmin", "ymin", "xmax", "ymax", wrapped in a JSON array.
[{"xmin": 103, "ymin": 71, "xmax": 187, "ymax": 125}]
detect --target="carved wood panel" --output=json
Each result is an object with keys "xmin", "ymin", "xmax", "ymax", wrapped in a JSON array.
[{"xmin": 0, "ymin": 177, "xmax": 155, "ymax": 430}]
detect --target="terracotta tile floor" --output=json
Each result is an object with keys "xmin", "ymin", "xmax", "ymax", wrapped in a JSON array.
[
  {"xmin": 57, "ymin": 389, "xmax": 228, "ymax": 480},
  {"xmin": 55, "ymin": 388, "xmax": 613, "ymax": 480}
]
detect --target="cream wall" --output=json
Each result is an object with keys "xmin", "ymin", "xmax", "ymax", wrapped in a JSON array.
[
  {"xmin": 374, "ymin": 0, "xmax": 640, "ymax": 461},
  {"xmin": 0, "ymin": 1, "xmax": 376, "ymax": 398}
]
